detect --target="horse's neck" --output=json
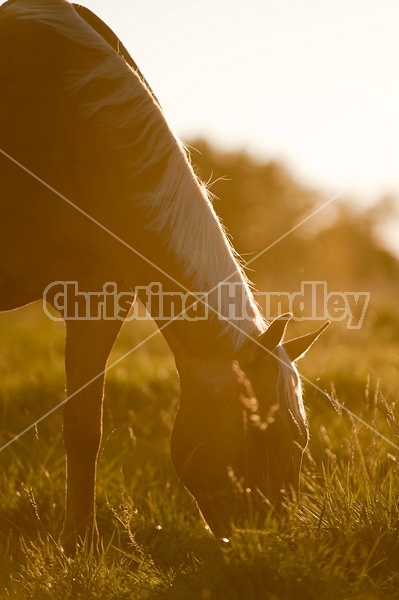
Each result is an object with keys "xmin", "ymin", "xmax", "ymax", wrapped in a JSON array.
[
  {"xmin": 125, "ymin": 148, "xmax": 266, "ymax": 359},
  {"xmin": 130, "ymin": 250, "xmax": 264, "ymax": 362}
]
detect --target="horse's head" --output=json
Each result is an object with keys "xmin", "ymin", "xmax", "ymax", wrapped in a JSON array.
[{"xmin": 171, "ymin": 315, "xmax": 329, "ymax": 536}]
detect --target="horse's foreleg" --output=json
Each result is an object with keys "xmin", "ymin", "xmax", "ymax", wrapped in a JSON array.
[{"xmin": 60, "ymin": 317, "xmax": 124, "ymax": 553}]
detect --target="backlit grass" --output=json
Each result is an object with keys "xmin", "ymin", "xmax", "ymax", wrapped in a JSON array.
[{"xmin": 0, "ymin": 303, "xmax": 398, "ymax": 599}]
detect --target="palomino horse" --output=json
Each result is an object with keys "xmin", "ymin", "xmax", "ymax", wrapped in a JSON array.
[{"xmin": 0, "ymin": 0, "xmax": 328, "ymax": 551}]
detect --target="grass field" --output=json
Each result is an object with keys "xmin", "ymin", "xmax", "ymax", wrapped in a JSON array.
[{"xmin": 0, "ymin": 302, "xmax": 398, "ymax": 599}]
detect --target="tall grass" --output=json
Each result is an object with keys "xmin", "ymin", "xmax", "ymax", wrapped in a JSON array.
[{"xmin": 0, "ymin": 304, "xmax": 398, "ymax": 599}]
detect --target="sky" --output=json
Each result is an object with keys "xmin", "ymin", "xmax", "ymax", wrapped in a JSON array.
[
  {"xmin": 2, "ymin": 0, "xmax": 399, "ymax": 241},
  {"xmin": 71, "ymin": 0, "xmax": 399, "ymax": 204}
]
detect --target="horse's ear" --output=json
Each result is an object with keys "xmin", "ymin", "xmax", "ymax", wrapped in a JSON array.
[
  {"xmin": 238, "ymin": 313, "xmax": 292, "ymax": 361},
  {"xmin": 257, "ymin": 313, "xmax": 292, "ymax": 354},
  {"xmin": 283, "ymin": 321, "xmax": 330, "ymax": 362}
]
